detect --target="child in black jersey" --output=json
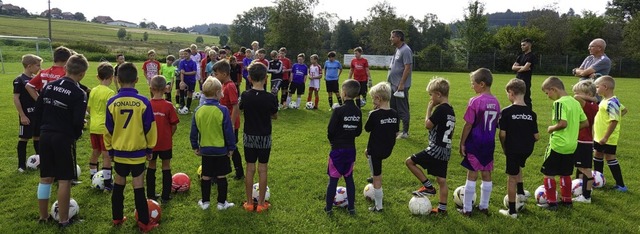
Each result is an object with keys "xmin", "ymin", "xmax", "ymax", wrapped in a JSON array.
[{"xmin": 364, "ymin": 82, "xmax": 398, "ymax": 212}]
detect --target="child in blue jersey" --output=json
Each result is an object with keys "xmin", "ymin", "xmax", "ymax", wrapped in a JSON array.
[
  {"xmin": 242, "ymin": 49, "xmax": 253, "ymax": 91},
  {"xmin": 105, "ymin": 62, "xmax": 158, "ymax": 232},
  {"xmin": 286, "ymin": 53, "xmax": 308, "ymax": 108},
  {"xmin": 179, "ymin": 49, "xmax": 198, "ymax": 113},
  {"xmin": 324, "ymin": 51, "xmax": 343, "ymax": 110},
  {"xmin": 191, "ymin": 77, "xmax": 236, "ymax": 210}
]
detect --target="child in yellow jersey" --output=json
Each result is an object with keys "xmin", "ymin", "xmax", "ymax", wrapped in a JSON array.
[
  {"xmin": 88, "ymin": 62, "xmax": 116, "ymax": 190},
  {"xmin": 105, "ymin": 62, "xmax": 158, "ymax": 232}
]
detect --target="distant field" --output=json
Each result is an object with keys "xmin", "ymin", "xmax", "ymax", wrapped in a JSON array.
[
  {"xmin": 0, "ymin": 62, "xmax": 639, "ymax": 233},
  {"xmin": 0, "ymin": 16, "xmax": 219, "ymax": 62}
]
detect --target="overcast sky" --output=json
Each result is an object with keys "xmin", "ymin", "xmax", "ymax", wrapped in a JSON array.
[{"xmin": 6, "ymin": 0, "xmax": 610, "ymax": 28}]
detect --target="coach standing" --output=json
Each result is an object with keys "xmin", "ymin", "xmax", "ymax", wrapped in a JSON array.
[
  {"xmin": 573, "ymin": 38, "xmax": 611, "ymax": 81},
  {"xmin": 512, "ymin": 38, "xmax": 537, "ymax": 109},
  {"xmin": 388, "ymin": 29, "xmax": 412, "ymax": 139}
]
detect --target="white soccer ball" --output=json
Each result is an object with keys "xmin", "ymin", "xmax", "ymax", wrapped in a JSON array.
[
  {"xmin": 91, "ymin": 171, "xmax": 105, "ymax": 190},
  {"xmin": 51, "ymin": 198, "xmax": 79, "ymax": 221},
  {"xmin": 194, "ymin": 92, "xmax": 202, "ymax": 99},
  {"xmin": 288, "ymin": 101, "xmax": 298, "ymax": 109},
  {"xmin": 408, "ymin": 196, "xmax": 431, "ymax": 215},
  {"xmin": 305, "ymin": 101, "xmax": 314, "ymax": 109},
  {"xmin": 453, "ymin": 185, "xmax": 476, "ymax": 208},
  {"xmin": 592, "ymin": 171, "xmax": 605, "ymax": 188},
  {"xmin": 178, "ymin": 107, "xmax": 189, "ymax": 115},
  {"xmin": 363, "ymin": 183, "xmax": 375, "ymax": 201},
  {"xmin": 252, "ymin": 183, "xmax": 271, "ymax": 202},
  {"xmin": 571, "ymin": 179, "xmax": 583, "ymax": 196},
  {"xmin": 503, "ymin": 194, "xmax": 525, "ymax": 212},
  {"xmin": 333, "ymin": 186, "xmax": 348, "ymax": 207},
  {"xmin": 534, "ymin": 185, "xmax": 558, "ymax": 205},
  {"xmin": 332, "ymin": 103, "xmax": 341, "ymax": 109},
  {"xmin": 26, "ymin": 154, "xmax": 40, "ymax": 170}
]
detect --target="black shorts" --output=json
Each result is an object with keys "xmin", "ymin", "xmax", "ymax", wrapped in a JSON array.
[
  {"xmin": 279, "ymin": 80, "xmax": 290, "ymax": 90},
  {"xmin": 175, "ymin": 79, "xmax": 182, "ymax": 90},
  {"xmin": 19, "ymin": 121, "xmax": 34, "ymax": 139},
  {"xmin": 114, "ymin": 162, "xmax": 146, "ymax": 178},
  {"xmin": 541, "ymin": 148, "xmax": 574, "ymax": 176},
  {"xmin": 368, "ymin": 156, "xmax": 384, "ymax": 176},
  {"xmin": 185, "ymin": 80, "xmax": 196, "ymax": 92},
  {"xmin": 244, "ymin": 148, "xmax": 271, "ymax": 164},
  {"xmin": 32, "ymin": 118, "xmax": 41, "ymax": 138},
  {"xmin": 326, "ymin": 80, "xmax": 339, "ymax": 93},
  {"xmin": 151, "ymin": 149, "xmax": 172, "ymax": 161},
  {"xmin": 39, "ymin": 132, "xmax": 77, "ymax": 180},
  {"xmin": 505, "ymin": 153, "xmax": 530, "ymax": 176},
  {"xmin": 358, "ymin": 81, "xmax": 368, "ymax": 96},
  {"xmin": 574, "ymin": 143, "xmax": 593, "ymax": 168},
  {"xmin": 270, "ymin": 79, "xmax": 282, "ymax": 95},
  {"xmin": 289, "ymin": 82, "xmax": 305, "ymax": 95},
  {"xmin": 410, "ymin": 151, "xmax": 448, "ymax": 178},
  {"xmin": 201, "ymin": 156, "xmax": 231, "ymax": 177},
  {"xmin": 594, "ymin": 141, "xmax": 617, "ymax": 155}
]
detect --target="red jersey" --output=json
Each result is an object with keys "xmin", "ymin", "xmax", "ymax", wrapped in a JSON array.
[
  {"xmin": 578, "ymin": 101, "xmax": 598, "ymax": 143},
  {"xmin": 256, "ymin": 58, "xmax": 269, "ymax": 67},
  {"xmin": 220, "ymin": 80, "xmax": 240, "ymax": 129},
  {"xmin": 27, "ymin": 66, "xmax": 65, "ymax": 92},
  {"xmin": 142, "ymin": 60, "xmax": 161, "ymax": 81},
  {"xmin": 234, "ymin": 53, "xmax": 245, "ymax": 62},
  {"xmin": 350, "ymin": 57, "xmax": 369, "ymax": 82},
  {"xmin": 200, "ymin": 58, "xmax": 209, "ymax": 81},
  {"xmin": 151, "ymin": 99, "xmax": 180, "ymax": 151},
  {"xmin": 281, "ymin": 57, "xmax": 292, "ymax": 81}
]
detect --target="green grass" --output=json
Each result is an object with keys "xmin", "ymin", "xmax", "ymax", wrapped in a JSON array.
[{"xmin": 1, "ymin": 62, "xmax": 639, "ymax": 233}]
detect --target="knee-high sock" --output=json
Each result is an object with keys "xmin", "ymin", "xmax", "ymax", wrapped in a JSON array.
[
  {"xmin": 186, "ymin": 97, "xmax": 193, "ymax": 110},
  {"xmin": 593, "ymin": 157, "xmax": 604, "ymax": 173},
  {"xmin": 560, "ymin": 176, "xmax": 572, "ymax": 202},
  {"xmin": 582, "ymin": 175, "xmax": 593, "ymax": 199},
  {"xmin": 201, "ymin": 178, "xmax": 211, "ymax": 203},
  {"xmin": 111, "ymin": 183, "xmax": 125, "ymax": 220},
  {"xmin": 162, "ymin": 169, "xmax": 171, "ymax": 199},
  {"xmin": 17, "ymin": 141, "xmax": 27, "ymax": 169},
  {"xmin": 543, "ymin": 177, "xmax": 557, "ymax": 204},
  {"xmin": 463, "ymin": 180, "xmax": 476, "ymax": 212},
  {"xmin": 337, "ymin": 96, "xmax": 343, "ymax": 105},
  {"xmin": 607, "ymin": 159, "xmax": 625, "ymax": 187},
  {"xmin": 217, "ymin": 178, "xmax": 228, "ymax": 203},
  {"xmin": 134, "ymin": 188, "xmax": 149, "ymax": 224},
  {"xmin": 33, "ymin": 140, "xmax": 40, "ymax": 155},
  {"xmin": 328, "ymin": 96, "xmax": 333, "ymax": 108},
  {"xmin": 325, "ymin": 177, "xmax": 339, "ymax": 211},
  {"xmin": 374, "ymin": 188, "xmax": 383, "ymax": 209},
  {"xmin": 479, "ymin": 181, "xmax": 492, "ymax": 209},
  {"xmin": 146, "ymin": 168, "xmax": 156, "ymax": 198},
  {"xmin": 345, "ymin": 175, "xmax": 355, "ymax": 211}
]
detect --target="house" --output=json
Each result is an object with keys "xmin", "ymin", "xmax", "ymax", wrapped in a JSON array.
[
  {"xmin": 93, "ymin": 16, "xmax": 113, "ymax": 24},
  {"xmin": 107, "ymin": 20, "xmax": 138, "ymax": 28},
  {"xmin": 61, "ymin": 12, "xmax": 74, "ymax": 20}
]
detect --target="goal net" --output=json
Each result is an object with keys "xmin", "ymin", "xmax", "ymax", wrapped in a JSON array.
[{"xmin": 0, "ymin": 35, "xmax": 53, "ymax": 74}]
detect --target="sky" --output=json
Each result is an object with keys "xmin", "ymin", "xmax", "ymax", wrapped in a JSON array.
[{"xmin": 6, "ymin": 0, "xmax": 611, "ymax": 28}]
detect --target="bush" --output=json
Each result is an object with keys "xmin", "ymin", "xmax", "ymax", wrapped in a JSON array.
[
  {"xmin": 195, "ymin": 36, "xmax": 204, "ymax": 43},
  {"xmin": 65, "ymin": 41, "xmax": 110, "ymax": 54},
  {"xmin": 117, "ymin": 28, "xmax": 126, "ymax": 40}
]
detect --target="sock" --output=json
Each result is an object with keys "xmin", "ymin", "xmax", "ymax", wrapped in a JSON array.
[
  {"xmin": 463, "ymin": 180, "xmax": 476, "ymax": 212},
  {"xmin": 175, "ymin": 94, "xmax": 180, "ymax": 105},
  {"xmin": 517, "ymin": 182, "xmax": 525, "ymax": 195},
  {"xmin": 33, "ymin": 140, "xmax": 39, "ymax": 154},
  {"xmin": 111, "ymin": 183, "xmax": 125, "ymax": 220},
  {"xmin": 217, "ymin": 177, "xmax": 228, "ymax": 204},
  {"xmin": 560, "ymin": 176, "xmax": 572, "ymax": 203},
  {"xmin": 345, "ymin": 175, "xmax": 356, "ymax": 211},
  {"xmin": 134, "ymin": 188, "xmax": 149, "ymax": 225},
  {"xmin": 165, "ymin": 93, "xmax": 172, "ymax": 102},
  {"xmin": 422, "ymin": 179, "xmax": 434, "ymax": 189},
  {"xmin": 180, "ymin": 90, "xmax": 186, "ymax": 107},
  {"xmin": 374, "ymin": 188, "xmax": 383, "ymax": 210},
  {"xmin": 296, "ymin": 97, "xmax": 301, "ymax": 107},
  {"xmin": 282, "ymin": 93, "xmax": 288, "ymax": 106},
  {"xmin": 201, "ymin": 179, "xmax": 211, "ymax": 203},
  {"xmin": 162, "ymin": 170, "xmax": 171, "ymax": 199},
  {"xmin": 508, "ymin": 202, "xmax": 517, "ymax": 214},
  {"xmin": 438, "ymin": 202, "xmax": 447, "ymax": 211},
  {"xmin": 146, "ymin": 168, "xmax": 156, "ymax": 197},
  {"xmin": 186, "ymin": 97, "xmax": 193, "ymax": 110},
  {"xmin": 337, "ymin": 96, "xmax": 343, "ymax": 105},
  {"xmin": 17, "ymin": 141, "xmax": 27, "ymax": 169},
  {"xmin": 328, "ymin": 96, "xmax": 333, "ymax": 108},
  {"xmin": 575, "ymin": 169, "xmax": 581, "ymax": 179},
  {"xmin": 583, "ymin": 176, "xmax": 593, "ymax": 199},
  {"xmin": 593, "ymin": 157, "xmax": 604, "ymax": 173},
  {"xmin": 325, "ymin": 177, "xmax": 339, "ymax": 211},
  {"xmin": 480, "ymin": 181, "xmax": 492, "ymax": 209},
  {"xmin": 103, "ymin": 167, "xmax": 112, "ymax": 180},
  {"xmin": 607, "ymin": 159, "xmax": 625, "ymax": 187},
  {"xmin": 543, "ymin": 177, "xmax": 557, "ymax": 204}
]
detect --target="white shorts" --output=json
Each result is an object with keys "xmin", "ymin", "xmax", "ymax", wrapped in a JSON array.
[{"xmin": 309, "ymin": 79, "xmax": 320, "ymax": 90}]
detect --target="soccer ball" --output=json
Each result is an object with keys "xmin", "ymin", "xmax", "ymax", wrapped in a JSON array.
[
  {"xmin": 51, "ymin": 198, "xmax": 79, "ymax": 221},
  {"xmin": 76, "ymin": 165, "xmax": 81, "ymax": 179},
  {"xmin": 453, "ymin": 185, "xmax": 476, "ymax": 208},
  {"xmin": 91, "ymin": 171, "xmax": 105, "ymax": 190},
  {"xmin": 135, "ymin": 199, "xmax": 162, "ymax": 224},
  {"xmin": 305, "ymin": 102, "xmax": 314, "ymax": 109},
  {"xmin": 360, "ymin": 99, "xmax": 366, "ymax": 107},
  {"xmin": 592, "ymin": 171, "xmax": 605, "ymax": 188},
  {"xmin": 196, "ymin": 165, "xmax": 202, "ymax": 179},
  {"xmin": 332, "ymin": 103, "xmax": 341, "ymax": 109},
  {"xmin": 178, "ymin": 107, "xmax": 189, "ymax": 115},
  {"xmin": 363, "ymin": 183, "xmax": 375, "ymax": 201},
  {"xmin": 288, "ymin": 101, "xmax": 298, "ymax": 109},
  {"xmin": 534, "ymin": 185, "xmax": 558, "ymax": 205},
  {"xmin": 408, "ymin": 196, "xmax": 431, "ymax": 215},
  {"xmin": 502, "ymin": 194, "xmax": 525, "ymax": 212},
  {"xmin": 194, "ymin": 92, "xmax": 202, "ymax": 99},
  {"xmin": 171, "ymin": 173, "xmax": 191, "ymax": 192},
  {"xmin": 252, "ymin": 183, "xmax": 271, "ymax": 202},
  {"xmin": 333, "ymin": 186, "xmax": 348, "ymax": 207},
  {"xmin": 571, "ymin": 179, "xmax": 583, "ymax": 196},
  {"xmin": 26, "ymin": 154, "xmax": 40, "ymax": 170}
]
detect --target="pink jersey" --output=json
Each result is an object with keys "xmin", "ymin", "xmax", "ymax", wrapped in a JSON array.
[{"xmin": 463, "ymin": 93, "xmax": 500, "ymax": 164}]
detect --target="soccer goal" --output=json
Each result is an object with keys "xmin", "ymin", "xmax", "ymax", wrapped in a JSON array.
[{"xmin": 0, "ymin": 35, "xmax": 53, "ymax": 74}]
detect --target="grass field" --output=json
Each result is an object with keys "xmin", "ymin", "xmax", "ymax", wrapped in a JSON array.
[{"xmin": 0, "ymin": 62, "xmax": 638, "ymax": 233}]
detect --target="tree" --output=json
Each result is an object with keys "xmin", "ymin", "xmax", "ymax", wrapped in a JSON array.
[
  {"xmin": 567, "ymin": 11, "xmax": 607, "ymax": 54},
  {"xmin": 493, "ymin": 25, "xmax": 546, "ymax": 54},
  {"xmin": 421, "ymin": 14, "xmax": 451, "ymax": 50},
  {"xmin": 606, "ymin": 0, "xmax": 640, "ymax": 22},
  {"xmin": 139, "ymin": 21, "xmax": 147, "ymax": 28},
  {"xmin": 525, "ymin": 9, "xmax": 571, "ymax": 55},
  {"xmin": 143, "ymin": 32, "xmax": 149, "ymax": 41},
  {"xmin": 219, "ymin": 35, "xmax": 229, "ymax": 46},
  {"xmin": 147, "ymin": 22, "xmax": 158, "ymax": 30},
  {"xmin": 265, "ymin": 0, "xmax": 319, "ymax": 56},
  {"xmin": 117, "ymin": 28, "xmax": 127, "ymax": 40},
  {"xmin": 229, "ymin": 6, "xmax": 271, "ymax": 47},
  {"xmin": 331, "ymin": 19, "xmax": 356, "ymax": 53},
  {"xmin": 73, "ymin": 12, "xmax": 86, "ymax": 21},
  {"xmin": 362, "ymin": 1, "xmax": 409, "ymax": 55},
  {"xmin": 623, "ymin": 15, "xmax": 640, "ymax": 60},
  {"xmin": 159, "ymin": 25, "xmax": 167, "ymax": 31},
  {"xmin": 458, "ymin": 1, "xmax": 491, "ymax": 54},
  {"xmin": 125, "ymin": 32, "xmax": 132, "ymax": 41},
  {"xmin": 196, "ymin": 36, "xmax": 204, "ymax": 43}
]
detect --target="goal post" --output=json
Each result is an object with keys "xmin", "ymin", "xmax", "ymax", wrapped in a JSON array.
[{"xmin": 0, "ymin": 35, "xmax": 53, "ymax": 74}]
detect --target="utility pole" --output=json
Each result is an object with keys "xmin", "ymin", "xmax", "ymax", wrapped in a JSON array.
[{"xmin": 48, "ymin": 0, "xmax": 52, "ymax": 41}]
